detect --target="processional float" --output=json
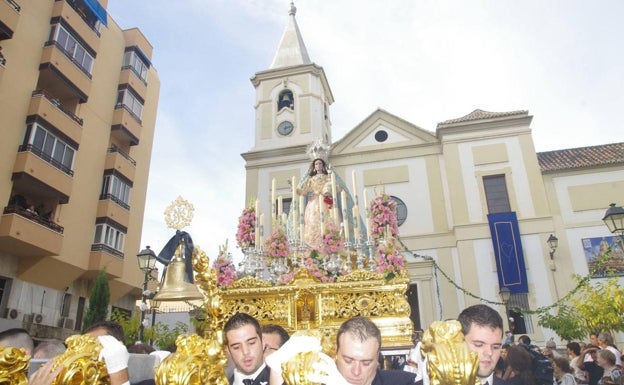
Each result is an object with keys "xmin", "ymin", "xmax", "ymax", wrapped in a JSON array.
[{"xmin": 0, "ymin": 140, "xmax": 479, "ymax": 384}]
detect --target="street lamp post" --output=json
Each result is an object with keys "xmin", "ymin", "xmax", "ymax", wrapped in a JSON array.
[
  {"xmin": 603, "ymin": 203, "xmax": 624, "ymax": 239},
  {"xmin": 148, "ymin": 297, "xmax": 160, "ymax": 346},
  {"xmin": 547, "ymin": 234, "xmax": 559, "ymax": 259},
  {"xmin": 499, "ymin": 286, "xmax": 511, "ymax": 331},
  {"xmin": 137, "ymin": 245, "xmax": 158, "ymax": 343}
]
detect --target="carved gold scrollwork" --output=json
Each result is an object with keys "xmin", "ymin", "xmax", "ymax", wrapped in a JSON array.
[
  {"xmin": 0, "ymin": 347, "xmax": 29, "ymax": 385},
  {"xmin": 421, "ymin": 320, "xmax": 480, "ymax": 385},
  {"xmin": 51, "ymin": 334, "xmax": 108, "ymax": 385},
  {"xmin": 155, "ymin": 334, "xmax": 227, "ymax": 385}
]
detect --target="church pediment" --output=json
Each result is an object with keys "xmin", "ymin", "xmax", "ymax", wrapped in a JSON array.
[{"xmin": 332, "ymin": 108, "xmax": 438, "ymax": 155}]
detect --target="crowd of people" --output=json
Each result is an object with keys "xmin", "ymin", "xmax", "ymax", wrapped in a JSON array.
[
  {"xmin": 2, "ymin": 308, "xmax": 623, "ymax": 385},
  {"xmin": 0, "ymin": 321, "xmax": 170, "ymax": 385},
  {"xmin": 489, "ymin": 332, "xmax": 623, "ymax": 385}
]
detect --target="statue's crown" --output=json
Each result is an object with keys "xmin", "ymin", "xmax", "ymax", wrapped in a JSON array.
[{"xmin": 306, "ymin": 138, "xmax": 331, "ymax": 162}]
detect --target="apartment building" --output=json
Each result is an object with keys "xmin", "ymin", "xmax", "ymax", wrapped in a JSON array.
[{"xmin": 0, "ymin": 0, "xmax": 159, "ymax": 338}]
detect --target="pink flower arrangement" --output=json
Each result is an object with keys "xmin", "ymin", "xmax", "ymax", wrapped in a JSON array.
[
  {"xmin": 264, "ymin": 226, "xmax": 290, "ymax": 259},
  {"xmin": 212, "ymin": 247, "xmax": 238, "ymax": 287},
  {"xmin": 275, "ymin": 272, "xmax": 295, "ymax": 285},
  {"xmin": 369, "ymin": 193, "xmax": 398, "ymax": 240},
  {"xmin": 303, "ymin": 250, "xmax": 348, "ymax": 282},
  {"xmin": 375, "ymin": 236, "xmax": 406, "ymax": 281},
  {"xmin": 236, "ymin": 206, "xmax": 256, "ymax": 248},
  {"xmin": 318, "ymin": 222, "xmax": 344, "ymax": 256},
  {"xmin": 304, "ymin": 255, "xmax": 336, "ymax": 283}
]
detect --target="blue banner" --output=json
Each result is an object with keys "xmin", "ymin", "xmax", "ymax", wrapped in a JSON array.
[{"xmin": 487, "ymin": 212, "xmax": 528, "ymax": 293}]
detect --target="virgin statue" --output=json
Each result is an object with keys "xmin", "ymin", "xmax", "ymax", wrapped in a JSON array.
[{"xmin": 297, "ymin": 158, "xmax": 335, "ymax": 250}]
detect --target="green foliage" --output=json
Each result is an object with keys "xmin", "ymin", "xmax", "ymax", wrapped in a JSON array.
[
  {"xmin": 570, "ymin": 275, "xmax": 624, "ymax": 335},
  {"xmin": 111, "ymin": 308, "xmax": 189, "ymax": 349},
  {"xmin": 152, "ymin": 321, "xmax": 189, "ymax": 350},
  {"xmin": 537, "ymin": 270, "xmax": 624, "ymax": 340},
  {"xmin": 536, "ymin": 304, "xmax": 586, "ymax": 341},
  {"xmin": 111, "ymin": 309, "xmax": 143, "ymax": 345},
  {"xmin": 82, "ymin": 269, "xmax": 110, "ymax": 332}
]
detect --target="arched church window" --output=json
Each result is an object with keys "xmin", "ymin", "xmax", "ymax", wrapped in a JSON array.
[
  {"xmin": 278, "ymin": 90, "xmax": 294, "ymax": 111},
  {"xmin": 390, "ymin": 195, "xmax": 407, "ymax": 226}
]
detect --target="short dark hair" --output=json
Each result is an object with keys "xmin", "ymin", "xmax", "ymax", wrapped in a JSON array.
[
  {"xmin": 261, "ymin": 324, "xmax": 290, "ymax": 347},
  {"xmin": 0, "ymin": 328, "xmax": 34, "ymax": 353},
  {"xmin": 84, "ymin": 321, "xmax": 125, "ymax": 342},
  {"xmin": 518, "ymin": 335, "xmax": 531, "ymax": 345},
  {"xmin": 33, "ymin": 340, "xmax": 66, "ymax": 359},
  {"xmin": 457, "ymin": 304, "xmax": 503, "ymax": 336},
  {"xmin": 127, "ymin": 342, "xmax": 155, "ymax": 354},
  {"xmin": 336, "ymin": 316, "xmax": 381, "ymax": 352},
  {"xmin": 223, "ymin": 313, "xmax": 261, "ymax": 345},
  {"xmin": 566, "ymin": 342, "xmax": 581, "ymax": 356}
]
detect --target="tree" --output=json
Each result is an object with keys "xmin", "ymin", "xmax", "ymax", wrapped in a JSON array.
[
  {"xmin": 82, "ymin": 269, "xmax": 110, "ymax": 332},
  {"xmin": 111, "ymin": 308, "xmax": 189, "ymax": 348},
  {"xmin": 537, "ymin": 273, "xmax": 624, "ymax": 341}
]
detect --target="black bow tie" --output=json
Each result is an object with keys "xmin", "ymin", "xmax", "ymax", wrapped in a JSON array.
[{"xmin": 243, "ymin": 379, "xmax": 254, "ymax": 385}]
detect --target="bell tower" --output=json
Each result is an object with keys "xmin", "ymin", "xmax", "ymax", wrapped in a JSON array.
[{"xmin": 249, "ymin": 2, "xmax": 334, "ymax": 153}]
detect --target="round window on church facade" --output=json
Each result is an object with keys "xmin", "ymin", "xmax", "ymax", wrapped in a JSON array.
[
  {"xmin": 390, "ymin": 195, "xmax": 407, "ymax": 226},
  {"xmin": 374, "ymin": 130, "xmax": 388, "ymax": 142}
]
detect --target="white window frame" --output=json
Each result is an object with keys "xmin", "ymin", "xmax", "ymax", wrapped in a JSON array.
[
  {"xmin": 93, "ymin": 223, "xmax": 126, "ymax": 252},
  {"xmin": 51, "ymin": 24, "xmax": 94, "ymax": 75},
  {"xmin": 123, "ymin": 51, "xmax": 148, "ymax": 83},
  {"xmin": 101, "ymin": 174, "xmax": 131, "ymax": 206},
  {"xmin": 27, "ymin": 123, "xmax": 75, "ymax": 171},
  {"xmin": 117, "ymin": 89, "xmax": 143, "ymax": 120}
]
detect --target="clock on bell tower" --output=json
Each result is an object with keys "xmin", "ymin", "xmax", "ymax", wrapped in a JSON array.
[{"xmin": 249, "ymin": 2, "xmax": 334, "ymax": 153}]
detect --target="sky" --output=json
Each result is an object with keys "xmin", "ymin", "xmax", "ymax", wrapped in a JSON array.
[{"xmin": 106, "ymin": 0, "xmax": 624, "ymax": 263}]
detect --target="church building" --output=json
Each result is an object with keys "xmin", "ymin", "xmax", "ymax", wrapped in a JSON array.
[{"xmin": 241, "ymin": 3, "xmax": 624, "ymax": 343}]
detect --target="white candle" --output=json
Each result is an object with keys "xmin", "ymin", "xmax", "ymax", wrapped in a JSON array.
[
  {"xmin": 271, "ymin": 178, "xmax": 276, "ymax": 222},
  {"xmin": 352, "ymin": 205, "xmax": 360, "ymax": 241},
  {"xmin": 255, "ymin": 199, "xmax": 260, "ymax": 246},
  {"xmin": 293, "ymin": 201, "xmax": 298, "ymax": 237},
  {"xmin": 319, "ymin": 194, "xmax": 325, "ymax": 235},
  {"xmin": 331, "ymin": 172, "xmax": 338, "ymax": 224},
  {"xmin": 259, "ymin": 213, "xmax": 265, "ymax": 244},
  {"xmin": 341, "ymin": 190, "xmax": 349, "ymax": 242},
  {"xmin": 291, "ymin": 176, "xmax": 296, "ymax": 201},
  {"xmin": 351, "ymin": 170, "xmax": 358, "ymax": 206},
  {"xmin": 363, "ymin": 188, "xmax": 371, "ymax": 240}
]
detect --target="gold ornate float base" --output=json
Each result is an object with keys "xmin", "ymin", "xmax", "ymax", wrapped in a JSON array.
[{"xmin": 218, "ymin": 268, "xmax": 413, "ymax": 350}]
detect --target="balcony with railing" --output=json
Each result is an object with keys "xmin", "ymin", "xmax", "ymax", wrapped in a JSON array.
[
  {"xmin": 96, "ymin": 197, "xmax": 129, "ymax": 228},
  {"xmin": 13, "ymin": 147, "xmax": 74, "ymax": 200},
  {"xmin": 111, "ymin": 105, "xmax": 141, "ymax": 146},
  {"xmin": 0, "ymin": 205, "xmax": 64, "ymax": 258},
  {"xmin": 89, "ymin": 244, "xmax": 123, "ymax": 278},
  {"xmin": 105, "ymin": 145, "xmax": 136, "ymax": 181},
  {"xmin": 38, "ymin": 43, "xmax": 92, "ymax": 103},
  {"xmin": 29, "ymin": 90, "xmax": 83, "ymax": 145},
  {"xmin": 51, "ymin": 0, "xmax": 100, "ymax": 53},
  {"xmin": 118, "ymin": 68, "xmax": 147, "ymax": 101},
  {"xmin": 0, "ymin": 0, "xmax": 21, "ymax": 40}
]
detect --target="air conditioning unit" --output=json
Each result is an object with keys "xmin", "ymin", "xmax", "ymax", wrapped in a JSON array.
[{"xmin": 4, "ymin": 308, "xmax": 19, "ymax": 319}]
